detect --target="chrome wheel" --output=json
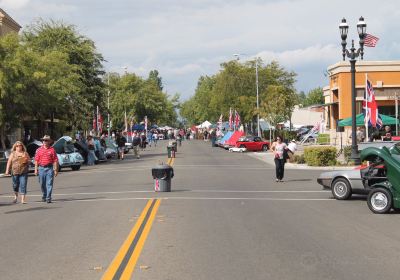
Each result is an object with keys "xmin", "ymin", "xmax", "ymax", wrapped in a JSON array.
[
  {"xmin": 331, "ymin": 178, "xmax": 351, "ymax": 200},
  {"xmin": 370, "ymin": 192, "xmax": 388, "ymax": 211}
]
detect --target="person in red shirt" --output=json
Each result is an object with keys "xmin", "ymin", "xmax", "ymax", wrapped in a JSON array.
[{"xmin": 34, "ymin": 135, "xmax": 58, "ymax": 203}]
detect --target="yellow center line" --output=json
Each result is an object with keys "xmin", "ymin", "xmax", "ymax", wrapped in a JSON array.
[
  {"xmin": 102, "ymin": 199, "xmax": 158, "ymax": 279},
  {"xmin": 120, "ymin": 199, "xmax": 161, "ymax": 279}
]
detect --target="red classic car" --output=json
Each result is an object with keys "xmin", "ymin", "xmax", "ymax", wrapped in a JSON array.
[{"xmin": 235, "ymin": 136, "xmax": 270, "ymax": 151}]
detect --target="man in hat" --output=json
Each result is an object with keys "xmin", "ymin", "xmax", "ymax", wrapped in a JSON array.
[
  {"xmin": 287, "ymin": 139, "xmax": 297, "ymax": 163},
  {"xmin": 34, "ymin": 135, "xmax": 58, "ymax": 203}
]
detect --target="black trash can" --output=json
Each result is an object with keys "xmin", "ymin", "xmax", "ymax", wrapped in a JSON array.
[{"xmin": 152, "ymin": 164, "xmax": 174, "ymax": 192}]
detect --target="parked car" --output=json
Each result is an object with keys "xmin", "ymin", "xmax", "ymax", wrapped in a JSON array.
[
  {"xmin": 28, "ymin": 137, "xmax": 84, "ymax": 171},
  {"xmin": 104, "ymin": 138, "xmax": 118, "ymax": 159},
  {"xmin": 236, "ymin": 136, "xmax": 270, "ymax": 152},
  {"xmin": 360, "ymin": 145, "xmax": 400, "ymax": 213},
  {"xmin": 317, "ymin": 167, "xmax": 369, "ymax": 200}
]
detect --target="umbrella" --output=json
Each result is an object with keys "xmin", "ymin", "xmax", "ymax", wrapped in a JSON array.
[{"xmin": 338, "ymin": 113, "xmax": 398, "ymax": 127}]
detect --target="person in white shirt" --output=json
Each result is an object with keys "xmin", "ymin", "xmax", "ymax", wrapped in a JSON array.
[{"xmin": 287, "ymin": 140, "xmax": 297, "ymax": 163}]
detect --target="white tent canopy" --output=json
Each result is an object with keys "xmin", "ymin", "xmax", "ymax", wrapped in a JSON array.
[{"xmin": 196, "ymin": 120, "xmax": 212, "ymax": 129}]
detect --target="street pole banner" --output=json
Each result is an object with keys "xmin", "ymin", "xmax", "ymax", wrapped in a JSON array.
[{"xmin": 145, "ymin": 116, "xmax": 148, "ymax": 132}]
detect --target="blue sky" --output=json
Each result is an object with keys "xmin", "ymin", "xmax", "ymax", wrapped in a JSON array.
[{"xmin": 1, "ymin": 0, "xmax": 399, "ymax": 100}]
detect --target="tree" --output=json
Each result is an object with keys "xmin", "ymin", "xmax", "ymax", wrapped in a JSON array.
[
  {"xmin": 303, "ymin": 87, "xmax": 324, "ymax": 107},
  {"xmin": 108, "ymin": 71, "xmax": 179, "ymax": 129},
  {"xmin": 148, "ymin": 70, "xmax": 163, "ymax": 91},
  {"xmin": 260, "ymin": 85, "xmax": 297, "ymax": 128},
  {"xmin": 22, "ymin": 19, "xmax": 105, "ymax": 131},
  {"xmin": 180, "ymin": 59, "xmax": 297, "ymax": 129}
]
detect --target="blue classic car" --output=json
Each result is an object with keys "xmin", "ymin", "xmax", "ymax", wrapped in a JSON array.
[
  {"xmin": 28, "ymin": 136, "xmax": 84, "ymax": 171},
  {"xmin": 53, "ymin": 136, "xmax": 84, "ymax": 170}
]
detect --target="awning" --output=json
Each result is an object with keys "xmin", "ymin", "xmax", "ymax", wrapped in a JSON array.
[{"xmin": 338, "ymin": 113, "xmax": 398, "ymax": 127}]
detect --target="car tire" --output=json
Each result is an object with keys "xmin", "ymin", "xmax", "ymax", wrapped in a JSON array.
[
  {"xmin": 367, "ymin": 188, "xmax": 392, "ymax": 214},
  {"xmin": 71, "ymin": 165, "xmax": 81, "ymax": 171},
  {"xmin": 331, "ymin": 178, "xmax": 352, "ymax": 200},
  {"xmin": 262, "ymin": 145, "xmax": 268, "ymax": 151}
]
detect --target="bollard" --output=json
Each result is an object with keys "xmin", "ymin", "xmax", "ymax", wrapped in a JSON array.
[{"xmin": 152, "ymin": 164, "xmax": 174, "ymax": 192}]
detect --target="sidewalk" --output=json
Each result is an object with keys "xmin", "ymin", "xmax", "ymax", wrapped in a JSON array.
[{"xmin": 247, "ymin": 151, "xmax": 355, "ymax": 170}]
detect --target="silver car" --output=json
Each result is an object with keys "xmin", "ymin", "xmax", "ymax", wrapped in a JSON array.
[
  {"xmin": 317, "ymin": 162, "xmax": 389, "ymax": 200},
  {"xmin": 317, "ymin": 169, "xmax": 368, "ymax": 200}
]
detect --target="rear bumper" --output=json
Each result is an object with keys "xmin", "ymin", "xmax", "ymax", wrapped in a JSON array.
[{"xmin": 317, "ymin": 178, "xmax": 332, "ymax": 189}]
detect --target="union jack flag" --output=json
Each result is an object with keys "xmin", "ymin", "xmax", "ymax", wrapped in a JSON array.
[{"xmin": 363, "ymin": 79, "xmax": 382, "ymax": 128}]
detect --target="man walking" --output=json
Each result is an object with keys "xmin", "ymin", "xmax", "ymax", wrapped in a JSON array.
[{"xmin": 34, "ymin": 135, "xmax": 58, "ymax": 203}]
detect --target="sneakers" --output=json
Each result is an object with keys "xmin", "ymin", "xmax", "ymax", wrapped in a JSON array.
[
  {"xmin": 47, "ymin": 199, "xmax": 52, "ymax": 203},
  {"xmin": 42, "ymin": 198, "xmax": 46, "ymax": 202}
]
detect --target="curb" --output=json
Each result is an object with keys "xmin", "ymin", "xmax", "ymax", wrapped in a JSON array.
[{"xmin": 248, "ymin": 152, "xmax": 356, "ymax": 171}]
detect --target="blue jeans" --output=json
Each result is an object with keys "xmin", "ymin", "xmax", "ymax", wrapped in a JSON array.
[
  {"xmin": 12, "ymin": 173, "xmax": 28, "ymax": 194},
  {"xmin": 39, "ymin": 166, "xmax": 54, "ymax": 200}
]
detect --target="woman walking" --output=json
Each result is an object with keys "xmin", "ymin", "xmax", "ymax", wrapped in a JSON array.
[
  {"xmin": 5, "ymin": 141, "xmax": 30, "ymax": 204},
  {"xmin": 271, "ymin": 136, "xmax": 288, "ymax": 182}
]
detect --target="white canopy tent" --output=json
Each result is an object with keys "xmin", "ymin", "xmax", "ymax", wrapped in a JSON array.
[{"xmin": 196, "ymin": 120, "xmax": 212, "ymax": 129}]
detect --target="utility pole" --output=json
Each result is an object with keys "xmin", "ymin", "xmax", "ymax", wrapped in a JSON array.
[{"xmin": 108, "ymin": 73, "xmax": 111, "ymax": 137}]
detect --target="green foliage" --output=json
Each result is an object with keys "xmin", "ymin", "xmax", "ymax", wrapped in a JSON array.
[
  {"xmin": 302, "ymin": 87, "xmax": 324, "ymax": 107},
  {"xmin": 0, "ymin": 18, "xmax": 179, "ymax": 141},
  {"xmin": 294, "ymin": 154, "xmax": 305, "ymax": 164},
  {"xmin": 343, "ymin": 146, "xmax": 352, "ymax": 163},
  {"xmin": 180, "ymin": 59, "xmax": 297, "ymax": 126},
  {"xmin": 304, "ymin": 146, "xmax": 337, "ymax": 166},
  {"xmin": 317, "ymin": 133, "xmax": 330, "ymax": 144},
  {"xmin": 108, "ymin": 72, "xmax": 179, "ymax": 129}
]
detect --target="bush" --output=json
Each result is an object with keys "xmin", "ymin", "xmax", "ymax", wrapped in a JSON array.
[
  {"xmin": 304, "ymin": 146, "xmax": 337, "ymax": 166},
  {"xmin": 294, "ymin": 154, "xmax": 305, "ymax": 164},
  {"xmin": 343, "ymin": 146, "xmax": 352, "ymax": 163},
  {"xmin": 317, "ymin": 133, "xmax": 330, "ymax": 144}
]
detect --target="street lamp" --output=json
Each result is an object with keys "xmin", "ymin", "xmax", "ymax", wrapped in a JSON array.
[
  {"xmin": 233, "ymin": 54, "xmax": 261, "ymax": 137},
  {"xmin": 339, "ymin": 16, "xmax": 367, "ymax": 165}
]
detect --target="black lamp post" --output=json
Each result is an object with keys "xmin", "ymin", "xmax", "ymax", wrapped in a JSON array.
[{"xmin": 339, "ymin": 16, "xmax": 367, "ymax": 165}]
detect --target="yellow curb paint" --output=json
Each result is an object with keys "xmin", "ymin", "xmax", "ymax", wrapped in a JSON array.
[
  {"xmin": 101, "ymin": 199, "xmax": 154, "ymax": 280},
  {"xmin": 120, "ymin": 199, "xmax": 161, "ymax": 279}
]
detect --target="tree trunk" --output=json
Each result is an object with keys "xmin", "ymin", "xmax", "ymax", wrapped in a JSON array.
[{"xmin": 0, "ymin": 125, "xmax": 6, "ymax": 150}]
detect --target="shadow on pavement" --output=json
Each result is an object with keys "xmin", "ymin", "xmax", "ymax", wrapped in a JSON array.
[
  {"xmin": 4, "ymin": 206, "xmax": 60, "ymax": 214},
  {"xmin": 54, "ymin": 197, "xmax": 105, "ymax": 202}
]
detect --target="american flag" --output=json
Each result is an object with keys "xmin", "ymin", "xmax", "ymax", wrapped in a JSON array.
[
  {"xmin": 234, "ymin": 110, "xmax": 241, "ymax": 129},
  {"xmin": 363, "ymin": 79, "xmax": 382, "ymax": 128},
  {"xmin": 364, "ymin": 33, "xmax": 379, "ymax": 47},
  {"xmin": 217, "ymin": 114, "xmax": 223, "ymax": 130}
]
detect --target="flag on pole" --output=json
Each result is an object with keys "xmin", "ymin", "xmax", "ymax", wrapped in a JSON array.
[
  {"xmin": 363, "ymin": 79, "xmax": 382, "ymax": 128},
  {"xmin": 228, "ymin": 108, "xmax": 233, "ymax": 130},
  {"xmin": 124, "ymin": 111, "xmax": 128, "ymax": 132},
  {"xmin": 217, "ymin": 114, "xmax": 223, "ymax": 130},
  {"xmin": 364, "ymin": 33, "xmax": 379, "ymax": 47},
  {"xmin": 234, "ymin": 110, "xmax": 241, "ymax": 129},
  {"xmin": 97, "ymin": 113, "xmax": 103, "ymax": 133}
]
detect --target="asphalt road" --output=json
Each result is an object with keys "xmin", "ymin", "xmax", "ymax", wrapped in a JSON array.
[{"xmin": 1, "ymin": 140, "xmax": 400, "ymax": 280}]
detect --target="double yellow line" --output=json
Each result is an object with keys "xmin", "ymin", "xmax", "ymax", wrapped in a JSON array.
[
  {"xmin": 166, "ymin": 157, "xmax": 175, "ymax": 166},
  {"xmin": 102, "ymin": 199, "xmax": 161, "ymax": 280},
  {"xmin": 103, "ymin": 155, "xmax": 175, "ymax": 279}
]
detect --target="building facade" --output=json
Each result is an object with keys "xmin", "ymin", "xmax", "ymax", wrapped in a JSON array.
[
  {"xmin": 0, "ymin": 8, "xmax": 21, "ymax": 36},
  {"xmin": 323, "ymin": 61, "xmax": 400, "ymax": 145}
]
